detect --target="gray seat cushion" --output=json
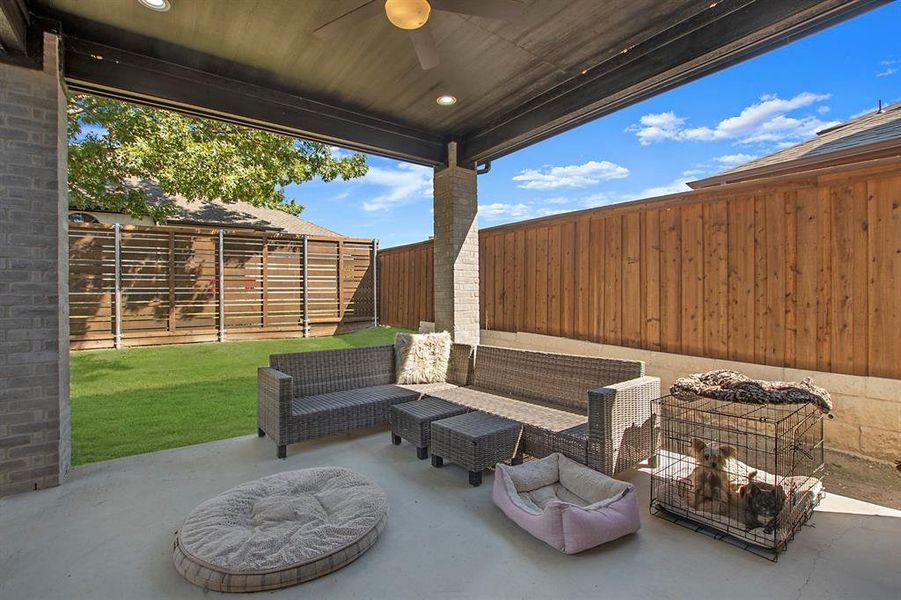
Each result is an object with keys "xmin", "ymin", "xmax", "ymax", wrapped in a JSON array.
[
  {"xmin": 292, "ymin": 383, "xmax": 457, "ymax": 416},
  {"xmin": 426, "ymin": 386, "xmax": 586, "ymax": 432},
  {"xmin": 173, "ymin": 468, "xmax": 388, "ymax": 592},
  {"xmin": 286, "ymin": 383, "xmax": 459, "ymax": 442}
]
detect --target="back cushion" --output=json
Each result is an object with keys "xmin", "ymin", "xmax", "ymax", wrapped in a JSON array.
[
  {"xmin": 472, "ymin": 346, "xmax": 644, "ymax": 412},
  {"xmin": 271, "ymin": 345, "xmax": 395, "ymax": 398}
]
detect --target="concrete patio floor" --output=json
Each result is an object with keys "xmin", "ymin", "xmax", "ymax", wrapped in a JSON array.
[{"xmin": 2, "ymin": 430, "xmax": 899, "ymax": 600}]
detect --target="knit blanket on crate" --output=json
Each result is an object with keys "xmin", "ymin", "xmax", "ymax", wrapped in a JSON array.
[{"xmin": 670, "ymin": 370, "xmax": 833, "ymax": 414}]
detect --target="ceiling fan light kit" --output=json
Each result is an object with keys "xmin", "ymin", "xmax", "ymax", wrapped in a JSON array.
[
  {"xmin": 314, "ymin": 0, "xmax": 523, "ymax": 71},
  {"xmin": 385, "ymin": 0, "xmax": 431, "ymax": 30},
  {"xmin": 137, "ymin": 0, "xmax": 171, "ymax": 12}
]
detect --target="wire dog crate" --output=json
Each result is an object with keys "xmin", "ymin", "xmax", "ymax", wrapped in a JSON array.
[{"xmin": 650, "ymin": 393, "xmax": 825, "ymax": 561}]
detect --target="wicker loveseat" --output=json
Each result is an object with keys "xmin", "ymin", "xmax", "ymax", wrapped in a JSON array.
[{"xmin": 257, "ymin": 343, "xmax": 659, "ymax": 475}]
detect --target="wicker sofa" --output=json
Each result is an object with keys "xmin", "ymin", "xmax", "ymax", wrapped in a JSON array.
[{"xmin": 257, "ymin": 343, "xmax": 659, "ymax": 474}]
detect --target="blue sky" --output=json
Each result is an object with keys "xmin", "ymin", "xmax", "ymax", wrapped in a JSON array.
[{"xmin": 290, "ymin": 3, "xmax": 901, "ymax": 248}]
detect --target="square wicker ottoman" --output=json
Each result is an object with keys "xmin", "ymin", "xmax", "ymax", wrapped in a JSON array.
[
  {"xmin": 390, "ymin": 397, "xmax": 470, "ymax": 460},
  {"xmin": 430, "ymin": 411, "xmax": 523, "ymax": 486}
]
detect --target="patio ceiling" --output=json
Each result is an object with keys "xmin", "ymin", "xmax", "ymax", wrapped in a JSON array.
[{"xmin": 10, "ymin": 0, "xmax": 887, "ymax": 165}]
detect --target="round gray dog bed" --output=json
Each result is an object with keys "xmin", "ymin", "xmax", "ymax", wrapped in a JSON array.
[{"xmin": 173, "ymin": 468, "xmax": 388, "ymax": 593}]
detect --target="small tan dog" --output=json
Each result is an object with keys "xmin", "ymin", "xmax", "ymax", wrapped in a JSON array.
[{"xmin": 689, "ymin": 438, "xmax": 736, "ymax": 512}]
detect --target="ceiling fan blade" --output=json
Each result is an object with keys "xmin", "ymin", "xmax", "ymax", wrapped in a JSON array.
[
  {"xmin": 409, "ymin": 26, "xmax": 440, "ymax": 70},
  {"xmin": 313, "ymin": 1, "xmax": 383, "ymax": 40},
  {"xmin": 429, "ymin": 0, "xmax": 524, "ymax": 21}
]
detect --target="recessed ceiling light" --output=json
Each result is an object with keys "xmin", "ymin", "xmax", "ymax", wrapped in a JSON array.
[
  {"xmin": 436, "ymin": 95, "xmax": 457, "ymax": 106},
  {"xmin": 138, "ymin": 0, "xmax": 170, "ymax": 12}
]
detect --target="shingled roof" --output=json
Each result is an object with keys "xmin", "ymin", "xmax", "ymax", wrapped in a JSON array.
[
  {"xmin": 140, "ymin": 181, "xmax": 343, "ymax": 237},
  {"xmin": 690, "ymin": 101, "xmax": 901, "ymax": 188}
]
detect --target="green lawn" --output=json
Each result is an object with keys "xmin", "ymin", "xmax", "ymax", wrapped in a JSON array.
[{"xmin": 70, "ymin": 327, "xmax": 407, "ymax": 465}]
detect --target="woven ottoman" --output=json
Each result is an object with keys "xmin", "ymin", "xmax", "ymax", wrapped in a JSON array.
[
  {"xmin": 173, "ymin": 468, "xmax": 388, "ymax": 592},
  {"xmin": 430, "ymin": 411, "xmax": 522, "ymax": 486},
  {"xmin": 390, "ymin": 397, "xmax": 469, "ymax": 459},
  {"xmin": 493, "ymin": 453, "xmax": 640, "ymax": 554}
]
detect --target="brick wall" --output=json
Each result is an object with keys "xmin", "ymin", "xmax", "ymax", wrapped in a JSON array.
[
  {"xmin": 0, "ymin": 33, "xmax": 70, "ymax": 496},
  {"xmin": 432, "ymin": 144, "xmax": 479, "ymax": 345}
]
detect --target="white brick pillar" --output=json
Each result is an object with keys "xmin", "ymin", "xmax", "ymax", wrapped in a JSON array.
[
  {"xmin": 432, "ymin": 142, "xmax": 479, "ymax": 345},
  {"xmin": 0, "ymin": 33, "xmax": 70, "ymax": 496}
]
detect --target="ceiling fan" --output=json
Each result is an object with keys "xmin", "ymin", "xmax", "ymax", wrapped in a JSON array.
[{"xmin": 313, "ymin": 0, "xmax": 524, "ymax": 70}]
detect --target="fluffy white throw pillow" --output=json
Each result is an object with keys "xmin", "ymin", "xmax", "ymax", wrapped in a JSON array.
[{"xmin": 395, "ymin": 331, "xmax": 452, "ymax": 384}]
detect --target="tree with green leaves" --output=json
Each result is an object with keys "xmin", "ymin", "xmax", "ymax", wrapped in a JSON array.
[{"xmin": 67, "ymin": 95, "xmax": 368, "ymax": 222}]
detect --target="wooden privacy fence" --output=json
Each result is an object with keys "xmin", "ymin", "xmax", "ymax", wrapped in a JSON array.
[
  {"xmin": 376, "ymin": 240, "xmax": 433, "ymax": 330},
  {"xmin": 377, "ymin": 157, "xmax": 901, "ymax": 379},
  {"xmin": 69, "ymin": 223, "xmax": 377, "ymax": 350}
]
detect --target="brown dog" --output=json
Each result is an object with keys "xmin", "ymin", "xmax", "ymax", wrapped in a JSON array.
[{"xmin": 690, "ymin": 438, "xmax": 736, "ymax": 512}]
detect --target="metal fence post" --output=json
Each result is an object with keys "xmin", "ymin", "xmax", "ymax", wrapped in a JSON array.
[
  {"xmin": 114, "ymin": 223, "xmax": 122, "ymax": 349},
  {"xmin": 218, "ymin": 229, "xmax": 225, "ymax": 342},
  {"xmin": 372, "ymin": 239, "xmax": 378, "ymax": 327},
  {"xmin": 302, "ymin": 235, "xmax": 309, "ymax": 337}
]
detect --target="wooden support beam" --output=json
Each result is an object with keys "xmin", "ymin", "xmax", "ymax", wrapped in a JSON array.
[{"xmin": 62, "ymin": 38, "xmax": 447, "ymax": 166}]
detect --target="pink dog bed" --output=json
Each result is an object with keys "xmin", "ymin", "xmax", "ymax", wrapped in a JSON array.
[{"xmin": 492, "ymin": 453, "xmax": 640, "ymax": 554}]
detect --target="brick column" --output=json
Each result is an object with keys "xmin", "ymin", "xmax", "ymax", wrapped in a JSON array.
[
  {"xmin": 433, "ymin": 142, "xmax": 479, "ymax": 345},
  {"xmin": 0, "ymin": 33, "xmax": 70, "ymax": 496}
]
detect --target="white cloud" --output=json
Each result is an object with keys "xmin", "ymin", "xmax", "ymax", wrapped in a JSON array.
[
  {"xmin": 328, "ymin": 145, "xmax": 352, "ymax": 159},
  {"xmin": 480, "ymin": 171, "xmax": 703, "ymax": 225},
  {"xmin": 628, "ymin": 93, "xmax": 838, "ymax": 146},
  {"xmin": 479, "ymin": 202, "xmax": 531, "ymax": 220},
  {"xmin": 512, "ymin": 160, "xmax": 629, "ymax": 189},
  {"xmin": 634, "ymin": 179, "xmax": 692, "ymax": 198},
  {"xmin": 627, "ymin": 111, "xmax": 686, "ymax": 145},
  {"xmin": 681, "ymin": 168, "xmax": 708, "ymax": 177},
  {"xmin": 580, "ymin": 192, "xmax": 621, "ymax": 209},
  {"xmin": 579, "ymin": 178, "xmax": 692, "ymax": 208},
  {"xmin": 477, "ymin": 201, "xmax": 573, "ymax": 223},
  {"xmin": 849, "ymin": 106, "xmax": 877, "ymax": 119},
  {"xmin": 360, "ymin": 163, "xmax": 432, "ymax": 212},
  {"xmin": 732, "ymin": 114, "xmax": 834, "ymax": 144},
  {"xmin": 534, "ymin": 207, "xmax": 569, "ymax": 218},
  {"xmin": 877, "ymin": 58, "xmax": 898, "ymax": 78},
  {"xmin": 817, "ymin": 105, "xmax": 831, "ymax": 114},
  {"xmin": 714, "ymin": 153, "xmax": 757, "ymax": 167}
]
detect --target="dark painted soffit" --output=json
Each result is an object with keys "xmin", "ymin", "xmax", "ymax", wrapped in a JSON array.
[
  {"xmin": 0, "ymin": 0, "xmax": 28, "ymax": 54},
  {"xmin": 40, "ymin": 0, "xmax": 887, "ymax": 168},
  {"xmin": 457, "ymin": 0, "xmax": 887, "ymax": 164}
]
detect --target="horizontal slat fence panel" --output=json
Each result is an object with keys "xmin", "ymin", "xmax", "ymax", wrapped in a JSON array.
[
  {"xmin": 69, "ymin": 228, "xmax": 116, "ymax": 344},
  {"xmin": 68, "ymin": 223, "xmax": 376, "ymax": 350},
  {"xmin": 378, "ymin": 158, "xmax": 901, "ymax": 379}
]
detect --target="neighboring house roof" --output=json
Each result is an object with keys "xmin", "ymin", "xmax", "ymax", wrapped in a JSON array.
[
  {"xmin": 690, "ymin": 101, "xmax": 901, "ymax": 188},
  {"xmin": 141, "ymin": 180, "xmax": 343, "ymax": 237},
  {"xmin": 164, "ymin": 197, "xmax": 343, "ymax": 237}
]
